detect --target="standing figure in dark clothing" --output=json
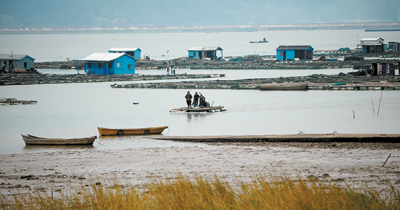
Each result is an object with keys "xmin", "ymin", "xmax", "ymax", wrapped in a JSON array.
[
  {"xmin": 199, "ymin": 94, "xmax": 206, "ymax": 107},
  {"xmin": 185, "ymin": 91, "xmax": 192, "ymax": 109},
  {"xmin": 193, "ymin": 92, "xmax": 199, "ymax": 108}
]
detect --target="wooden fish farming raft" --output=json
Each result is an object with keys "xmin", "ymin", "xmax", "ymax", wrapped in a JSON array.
[
  {"xmin": 0, "ymin": 98, "xmax": 38, "ymax": 105},
  {"xmin": 260, "ymin": 83, "xmax": 308, "ymax": 91},
  {"xmin": 170, "ymin": 106, "xmax": 227, "ymax": 113},
  {"xmin": 22, "ymin": 134, "xmax": 96, "ymax": 145}
]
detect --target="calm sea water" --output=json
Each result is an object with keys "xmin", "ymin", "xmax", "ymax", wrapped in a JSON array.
[
  {"xmin": 1, "ymin": 69, "xmax": 400, "ymax": 154},
  {"xmin": 1, "ymin": 30, "xmax": 400, "ymax": 154}
]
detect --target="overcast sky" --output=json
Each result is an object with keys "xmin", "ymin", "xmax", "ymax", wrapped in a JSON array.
[{"xmin": 1, "ymin": 0, "xmax": 399, "ymax": 29}]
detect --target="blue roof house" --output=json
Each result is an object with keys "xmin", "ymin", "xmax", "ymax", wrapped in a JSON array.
[
  {"xmin": 276, "ymin": 45, "xmax": 314, "ymax": 61},
  {"xmin": 109, "ymin": 48, "xmax": 141, "ymax": 60},
  {"xmin": 80, "ymin": 53, "xmax": 135, "ymax": 75},
  {"xmin": 187, "ymin": 47, "xmax": 223, "ymax": 60}
]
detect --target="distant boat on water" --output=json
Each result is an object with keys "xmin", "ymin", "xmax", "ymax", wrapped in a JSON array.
[{"xmin": 250, "ymin": 38, "xmax": 268, "ymax": 43}]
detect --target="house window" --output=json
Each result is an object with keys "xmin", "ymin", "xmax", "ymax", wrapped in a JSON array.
[
  {"xmin": 128, "ymin": 64, "xmax": 131, "ymax": 69},
  {"xmin": 98, "ymin": 63, "xmax": 102, "ymax": 68},
  {"xmin": 117, "ymin": 62, "xmax": 121, "ymax": 68},
  {"xmin": 108, "ymin": 62, "xmax": 112, "ymax": 68},
  {"xmin": 88, "ymin": 63, "xmax": 92, "ymax": 68},
  {"xmin": 24, "ymin": 62, "xmax": 27, "ymax": 68}
]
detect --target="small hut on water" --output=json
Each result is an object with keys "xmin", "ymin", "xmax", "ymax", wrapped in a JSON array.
[
  {"xmin": 276, "ymin": 45, "xmax": 314, "ymax": 61},
  {"xmin": 80, "ymin": 53, "xmax": 136, "ymax": 75},
  {"xmin": 0, "ymin": 54, "xmax": 35, "ymax": 72},
  {"xmin": 187, "ymin": 47, "xmax": 223, "ymax": 60}
]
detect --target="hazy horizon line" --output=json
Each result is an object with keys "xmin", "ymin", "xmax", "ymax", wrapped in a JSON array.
[{"xmin": 1, "ymin": 22, "xmax": 399, "ymax": 32}]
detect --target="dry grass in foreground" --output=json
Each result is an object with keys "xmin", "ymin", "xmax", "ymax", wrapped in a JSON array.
[{"xmin": 1, "ymin": 175, "xmax": 399, "ymax": 209}]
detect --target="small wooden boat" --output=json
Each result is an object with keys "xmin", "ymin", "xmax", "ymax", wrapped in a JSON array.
[
  {"xmin": 249, "ymin": 38, "xmax": 268, "ymax": 43},
  {"xmin": 97, "ymin": 126, "xmax": 168, "ymax": 136},
  {"xmin": 22, "ymin": 134, "xmax": 96, "ymax": 145}
]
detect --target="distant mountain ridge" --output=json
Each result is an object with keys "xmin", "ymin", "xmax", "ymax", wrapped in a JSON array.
[{"xmin": 1, "ymin": 0, "xmax": 399, "ymax": 29}]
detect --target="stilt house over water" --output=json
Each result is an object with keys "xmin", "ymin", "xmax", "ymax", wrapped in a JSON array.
[
  {"xmin": 359, "ymin": 37, "xmax": 385, "ymax": 53},
  {"xmin": 108, "ymin": 48, "xmax": 141, "ymax": 60},
  {"xmin": 0, "ymin": 54, "xmax": 35, "ymax": 72},
  {"xmin": 276, "ymin": 45, "xmax": 314, "ymax": 61},
  {"xmin": 187, "ymin": 47, "xmax": 223, "ymax": 60},
  {"xmin": 80, "ymin": 53, "xmax": 136, "ymax": 75}
]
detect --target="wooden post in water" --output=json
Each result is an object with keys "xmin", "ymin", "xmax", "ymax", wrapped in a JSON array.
[
  {"xmin": 383, "ymin": 153, "xmax": 391, "ymax": 167},
  {"xmin": 377, "ymin": 91, "xmax": 383, "ymax": 116},
  {"xmin": 372, "ymin": 98, "xmax": 375, "ymax": 115}
]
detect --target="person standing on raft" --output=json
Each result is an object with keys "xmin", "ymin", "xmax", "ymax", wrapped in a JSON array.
[
  {"xmin": 185, "ymin": 91, "xmax": 192, "ymax": 109},
  {"xmin": 193, "ymin": 92, "xmax": 199, "ymax": 108}
]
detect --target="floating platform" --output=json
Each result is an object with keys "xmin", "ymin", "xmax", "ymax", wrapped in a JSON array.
[
  {"xmin": 260, "ymin": 83, "xmax": 308, "ymax": 91},
  {"xmin": 170, "ymin": 106, "xmax": 226, "ymax": 113}
]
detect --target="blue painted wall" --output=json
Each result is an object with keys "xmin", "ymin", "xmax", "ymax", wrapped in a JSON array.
[
  {"xmin": 84, "ymin": 54, "xmax": 135, "ymax": 75},
  {"xmin": 276, "ymin": 46, "xmax": 313, "ymax": 61},
  {"xmin": 276, "ymin": 50, "xmax": 295, "ymax": 60},
  {"xmin": 188, "ymin": 51, "xmax": 200, "ymax": 59},
  {"xmin": 20, "ymin": 56, "xmax": 35, "ymax": 69}
]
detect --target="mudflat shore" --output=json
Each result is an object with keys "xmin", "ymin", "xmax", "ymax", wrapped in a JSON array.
[{"xmin": 1, "ymin": 141, "xmax": 399, "ymax": 200}]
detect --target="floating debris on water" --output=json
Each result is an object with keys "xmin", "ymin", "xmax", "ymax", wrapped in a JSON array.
[{"xmin": 0, "ymin": 98, "xmax": 38, "ymax": 105}]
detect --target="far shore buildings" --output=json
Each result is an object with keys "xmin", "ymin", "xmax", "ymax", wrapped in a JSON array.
[
  {"xmin": 187, "ymin": 47, "xmax": 223, "ymax": 60},
  {"xmin": 80, "ymin": 47, "xmax": 139, "ymax": 75},
  {"xmin": 276, "ymin": 45, "xmax": 314, "ymax": 61},
  {"xmin": 0, "ymin": 54, "xmax": 35, "ymax": 71}
]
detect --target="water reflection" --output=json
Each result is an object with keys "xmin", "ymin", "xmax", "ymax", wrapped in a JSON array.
[{"xmin": 185, "ymin": 113, "xmax": 209, "ymax": 122}]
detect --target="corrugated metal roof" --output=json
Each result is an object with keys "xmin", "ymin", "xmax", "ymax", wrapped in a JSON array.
[
  {"xmin": 80, "ymin": 53, "xmax": 126, "ymax": 61},
  {"xmin": 0, "ymin": 54, "xmax": 34, "ymax": 60},
  {"xmin": 360, "ymin": 37, "xmax": 384, "ymax": 41},
  {"xmin": 109, "ymin": 47, "xmax": 141, "ymax": 52},
  {"xmin": 187, "ymin": 47, "xmax": 223, "ymax": 51},
  {"xmin": 360, "ymin": 37, "xmax": 384, "ymax": 45},
  {"xmin": 276, "ymin": 45, "xmax": 313, "ymax": 50}
]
